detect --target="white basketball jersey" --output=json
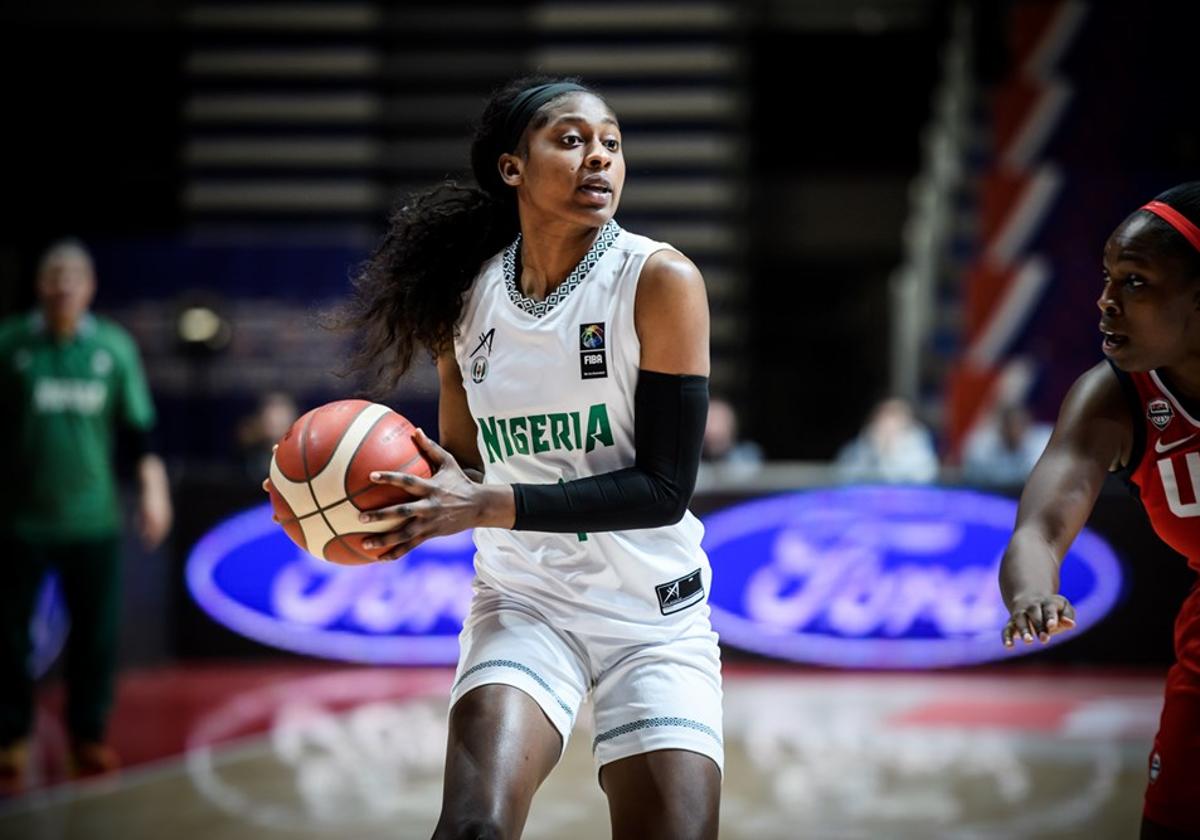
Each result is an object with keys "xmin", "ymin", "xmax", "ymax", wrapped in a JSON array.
[{"xmin": 452, "ymin": 221, "xmax": 711, "ymax": 640}]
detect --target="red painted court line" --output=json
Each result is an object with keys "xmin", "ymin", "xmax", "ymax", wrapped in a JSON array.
[
  {"xmin": 887, "ymin": 698, "xmax": 1080, "ymax": 731},
  {"xmin": 17, "ymin": 661, "xmax": 1167, "ymax": 797},
  {"xmin": 33, "ymin": 663, "xmax": 454, "ymax": 775}
]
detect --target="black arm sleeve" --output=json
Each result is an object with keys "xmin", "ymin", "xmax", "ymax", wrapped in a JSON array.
[{"xmin": 512, "ymin": 370, "xmax": 708, "ymax": 532}]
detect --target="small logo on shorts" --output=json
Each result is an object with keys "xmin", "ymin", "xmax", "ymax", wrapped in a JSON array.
[
  {"xmin": 656, "ymin": 569, "xmax": 704, "ymax": 615},
  {"xmin": 579, "ymin": 322, "xmax": 607, "ymax": 379},
  {"xmin": 1149, "ymin": 751, "xmax": 1161, "ymax": 783},
  {"xmin": 1148, "ymin": 398, "xmax": 1174, "ymax": 431}
]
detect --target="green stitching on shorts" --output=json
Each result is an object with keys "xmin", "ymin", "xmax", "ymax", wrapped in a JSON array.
[
  {"xmin": 455, "ymin": 659, "xmax": 574, "ymax": 717},
  {"xmin": 592, "ymin": 716, "xmax": 722, "ymax": 751}
]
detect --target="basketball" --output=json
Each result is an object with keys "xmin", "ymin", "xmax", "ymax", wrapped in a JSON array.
[{"xmin": 267, "ymin": 399, "xmax": 433, "ymax": 564}]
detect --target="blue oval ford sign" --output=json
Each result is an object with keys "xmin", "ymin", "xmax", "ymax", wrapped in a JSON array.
[
  {"xmin": 702, "ymin": 486, "xmax": 1123, "ymax": 668},
  {"xmin": 186, "ymin": 504, "xmax": 476, "ymax": 664}
]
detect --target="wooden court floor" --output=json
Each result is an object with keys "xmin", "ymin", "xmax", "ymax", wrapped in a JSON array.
[{"xmin": 0, "ymin": 665, "xmax": 1165, "ymax": 839}]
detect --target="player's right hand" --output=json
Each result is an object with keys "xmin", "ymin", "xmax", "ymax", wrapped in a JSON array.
[{"xmin": 1002, "ymin": 593, "xmax": 1077, "ymax": 647}]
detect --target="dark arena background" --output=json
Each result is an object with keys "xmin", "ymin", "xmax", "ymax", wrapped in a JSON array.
[{"xmin": 2, "ymin": 1, "xmax": 1199, "ymax": 838}]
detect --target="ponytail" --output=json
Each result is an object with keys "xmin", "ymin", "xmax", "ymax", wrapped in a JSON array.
[{"xmin": 330, "ymin": 74, "xmax": 601, "ymax": 394}]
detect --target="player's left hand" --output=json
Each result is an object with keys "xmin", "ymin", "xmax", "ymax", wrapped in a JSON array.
[{"xmin": 358, "ymin": 428, "xmax": 515, "ymax": 560}]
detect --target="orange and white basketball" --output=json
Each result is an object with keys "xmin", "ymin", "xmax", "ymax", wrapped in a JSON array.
[{"xmin": 266, "ymin": 400, "xmax": 433, "ymax": 565}]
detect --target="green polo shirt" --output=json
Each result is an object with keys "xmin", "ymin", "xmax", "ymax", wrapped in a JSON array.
[{"xmin": 0, "ymin": 312, "xmax": 156, "ymax": 542}]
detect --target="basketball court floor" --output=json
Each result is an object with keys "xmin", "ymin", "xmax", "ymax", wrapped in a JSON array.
[{"xmin": 0, "ymin": 665, "xmax": 1164, "ymax": 839}]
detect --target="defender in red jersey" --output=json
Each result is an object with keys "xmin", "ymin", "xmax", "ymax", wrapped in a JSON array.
[{"xmin": 999, "ymin": 182, "xmax": 1200, "ymax": 840}]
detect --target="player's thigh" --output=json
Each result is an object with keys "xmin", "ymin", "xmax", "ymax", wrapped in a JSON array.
[
  {"xmin": 436, "ymin": 584, "xmax": 589, "ymax": 837},
  {"xmin": 601, "ymin": 748, "xmax": 720, "ymax": 840},
  {"xmin": 591, "ymin": 623, "xmax": 723, "ymax": 838},
  {"xmin": 53, "ymin": 539, "xmax": 121, "ymax": 636},
  {"xmin": 0, "ymin": 537, "xmax": 49, "ymax": 650},
  {"xmin": 450, "ymin": 583, "xmax": 590, "ymax": 748},
  {"xmin": 436, "ymin": 683, "xmax": 563, "ymax": 838}
]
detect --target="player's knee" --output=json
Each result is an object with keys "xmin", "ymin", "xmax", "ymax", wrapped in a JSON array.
[{"xmin": 431, "ymin": 814, "xmax": 510, "ymax": 840}]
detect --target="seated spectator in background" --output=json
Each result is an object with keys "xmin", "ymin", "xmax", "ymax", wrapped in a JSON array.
[
  {"xmin": 236, "ymin": 391, "xmax": 298, "ymax": 480},
  {"xmin": 961, "ymin": 403, "xmax": 1052, "ymax": 485},
  {"xmin": 835, "ymin": 397, "xmax": 938, "ymax": 484},
  {"xmin": 702, "ymin": 396, "xmax": 764, "ymax": 469}
]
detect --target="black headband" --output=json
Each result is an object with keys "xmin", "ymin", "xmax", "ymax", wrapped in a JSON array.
[{"xmin": 502, "ymin": 82, "xmax": 590, "ymax": 152}]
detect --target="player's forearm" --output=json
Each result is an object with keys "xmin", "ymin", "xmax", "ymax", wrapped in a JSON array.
[
  {"xmin": 137, "ymin": 453, "xmax": 169, "ymax": 499},
  {"xmin": 512, "ymin": 466, "xmax": 690, "ymax": 532},
  {"xmin": 999, "ymin": 439, "xmax": 1108, "ymax": 605},
  {"xmin": 999, "ymin": 527, "xmax": 1062, "ymax": 609}
]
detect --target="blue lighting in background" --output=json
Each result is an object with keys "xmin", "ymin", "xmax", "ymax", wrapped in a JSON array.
[
  {"xmin": 186, "ymin": 503, "xmax": 475, "ymax": 664},
  {"xmin": 701, "ymin": 486, "xmax": 1124, "ymax": 668},
  {"xmin": 31, "ymin": 574, "xmax": 68, "ymax": 677},
  {"xmin": 189, "ymin": 488, "xmax": 1125, "ymax": 669}
]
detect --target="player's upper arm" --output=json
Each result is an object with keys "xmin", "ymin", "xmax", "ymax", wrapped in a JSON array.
[
  {"xmin": 1013, "ymin": 362, "xmax": 1132, "ymax": 548},
  {"xmin": 436, "ymin": 351, "xmax": 484, "ymax": 474},
  {"xmin": 634, "ymin": 249, "xmax": 709, "ymax": 377},
  {"xmin": 1044, "ymin": 361, "xmax": 1132, "ymax": 470}
]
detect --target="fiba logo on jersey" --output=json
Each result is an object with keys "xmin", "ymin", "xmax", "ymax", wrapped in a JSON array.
[
  {"xmin": 1148, "ymin": 398, "xmax": 1174, "ymax": 430},
  {"xmin": 579, "ymin": 322, "xmax": 607, "ymax": 379},
  {"xmin": 471, "ymin": 356, "xmax": 488, "ymax": 384},
  {"xmin": 580, "ymin": 323, "xmax": 604, "ymax": 350},
  {"xmin": 1149, "ymin": 751, "xmax": 1162, "ymax": 783}
]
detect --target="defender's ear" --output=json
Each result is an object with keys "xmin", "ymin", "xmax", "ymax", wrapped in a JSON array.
[{"xmin": 498, "ymin": 154, "xmax": 523, "ymax": 187}]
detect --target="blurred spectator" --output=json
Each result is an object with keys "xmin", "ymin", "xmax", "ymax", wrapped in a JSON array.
[
  {"xmin": 835, "ymin": 397, "xmax": 938, "ymax": 484},
  {"xmin": 236, "ymin": 391, "xmax": 299, "ymax": 480},
  {"xmin": 961, "ymin": 403, "xmax": 1053, "ymax": 485},
  {"xmin": 0, "ymin": 239, "xmax": 171, "ymax": 791},
  {"xmin": 702, "ymin": 396, "xmax": 764, "ymax": 468}
]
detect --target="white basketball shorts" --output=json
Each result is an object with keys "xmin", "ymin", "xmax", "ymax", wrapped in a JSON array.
[{"xmin": 448, "ymin": 579, "xmax": 724, "ymax": 776}]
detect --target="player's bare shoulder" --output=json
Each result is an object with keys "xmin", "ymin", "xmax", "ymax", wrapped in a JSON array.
[
  {"xmin": 638, "ymin": 249, "xmax": 706, "ymax": 301},
  {"xmin": 634, "ymin": 249, "xmax": 709, "ymax": 374},
  {"xmin": 634, "ymin": 250, "xmax": 708, "ymax": 330},
  {"xmin": 1062, "ymin": 362, "xmax": 1129, "ymax": 422},
  {"xmin": 1054, "ymin": 361, "xmax": 1134, "ymax": 470}
]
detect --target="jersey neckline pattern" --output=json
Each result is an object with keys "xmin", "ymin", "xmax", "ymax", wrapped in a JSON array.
[{"xmin": 502, "ymin": 220, "xmax": 621, "ymax": 318}]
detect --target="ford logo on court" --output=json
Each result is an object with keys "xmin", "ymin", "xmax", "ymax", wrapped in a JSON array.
[
  {"xmin": 701, "ymin": 486, "xmax": 1123, "ymax": 668},
  {"xmin": 186, "ymin": 504, "xmax": 475, "ymax": 664}
]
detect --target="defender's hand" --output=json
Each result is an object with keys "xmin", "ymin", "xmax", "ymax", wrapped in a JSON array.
[{"xmin": 1003, "ymin": 594, "xmax": 1077, "ymax": 647}]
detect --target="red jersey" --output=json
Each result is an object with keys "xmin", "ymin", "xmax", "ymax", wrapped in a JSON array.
[
  {"xmin": 1128, "ymin": 367, "xmax": 1200, "ymax": 832},
  {"xmin": 1120, "ymin": 367, "xmax": 1200, "ymax": 572}
]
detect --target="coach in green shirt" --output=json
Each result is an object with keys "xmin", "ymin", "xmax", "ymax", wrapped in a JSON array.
[{"xmin": 0, "ymin": 240, "xmax": 172, "ymax": 787}]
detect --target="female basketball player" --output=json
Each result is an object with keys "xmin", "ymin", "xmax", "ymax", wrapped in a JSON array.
[
  {"xmin": 999, "ymin": 182, "xmax": 1200, "ymax": 839},
  {"xmin": 338, "ymin": 77, "xmax": 720, "ymax": 839}
]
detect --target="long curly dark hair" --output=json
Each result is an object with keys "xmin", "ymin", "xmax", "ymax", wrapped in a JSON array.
[
  {"xmin": 331, "ymin": 75, "xmax": 603, "ymax": 394},
  {"xmin": 1138, "ymin": 181, "xmax": 1200, "ymax": 278}
]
